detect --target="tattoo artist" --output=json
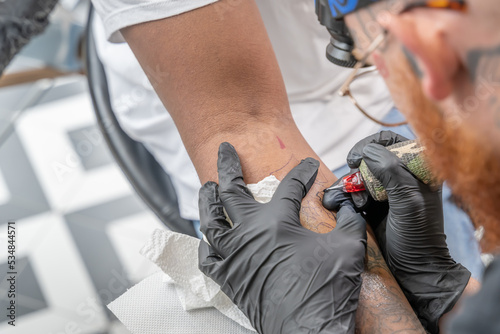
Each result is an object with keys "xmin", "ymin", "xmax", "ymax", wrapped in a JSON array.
[{"xmin": 198, "ymin": 0, "xmax": 500, "ymax": 333}]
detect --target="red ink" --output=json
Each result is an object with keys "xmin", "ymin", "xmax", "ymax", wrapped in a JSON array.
[{"xmin": 276, "ymin": 136, "xmax": 286, "ymax": 149}]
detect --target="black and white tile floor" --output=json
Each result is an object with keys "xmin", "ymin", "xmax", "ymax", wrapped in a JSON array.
[{"xmin": 0, "ymin": 75, "xmax": 165, "ymax": 334}]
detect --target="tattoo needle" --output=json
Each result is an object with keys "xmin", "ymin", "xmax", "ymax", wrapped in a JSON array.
[{"xmin": 325, "ymin": 171, "xmax": 367, "ymax": 193}]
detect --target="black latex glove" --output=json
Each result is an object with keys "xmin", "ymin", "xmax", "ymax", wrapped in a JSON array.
[
  {"xmin": 323, "ymin": 131, "xmax": 471, "ymax": 334},
  {"xmin": 324, "ymin": 170, "xmax": 389, "ymax": 230},
  {"xmin": 0, "ymin": 0, "xmax": 58, "ymax": 74},
  {"xmin": 198, "ymin": 142, "xmax": 367, "ymax": 334}
]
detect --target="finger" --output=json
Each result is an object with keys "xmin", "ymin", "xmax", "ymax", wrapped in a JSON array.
[
  {"xmin": 323, "ymin": 174, "xmax": 354, "ymax": 211},
  {"xmin": 361, "ymin": 143, "xmax": 421, "ymax": 190},
  {"xmin": 347, "ymin": 131, "xmax": 409, "ymax": 168},
  {"xmin": 217, "ymin": 142, "xmax": 255, "ymax": 201},
  {"xmin": 356, "ymin": 194, "xmax": 389, "ymax": 229},
  {"xmin": 199, "ymin": 181, "xmax": 233, "ymax": 257},
  {"xmin": 217, "ymin": 143, "xmax": 257, "ymax": 223},
  {"xmin": 323, "ymin": 187, "xmax": 352, "ymax": 211},
  {"xmin": 198, "ymin": 240, "xmax": 225, "ymax": 286},
  {"xmin": 334, "ymin": 205, "xmax": 367, "ymax": 243},
  {"xmin": 272, "ymin": 158, "xmax": 319, "ymax": 215},
  {"xmin": 323, "ymin": 176, "xmax": 389, "ymax": 228}
]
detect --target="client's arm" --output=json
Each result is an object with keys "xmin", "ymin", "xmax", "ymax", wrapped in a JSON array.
[{"xmin": 121, "ymin": 0, "xmax": 423, "ymax": 332}]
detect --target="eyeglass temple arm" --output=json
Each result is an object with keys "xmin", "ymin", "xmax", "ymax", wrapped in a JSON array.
[{"xmin": 339, "ymin": 33, "xmax": 387, "ymax": 97}]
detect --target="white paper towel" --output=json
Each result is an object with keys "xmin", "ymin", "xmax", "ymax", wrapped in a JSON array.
[
  {"xmin": 139, "ymin": 229, "xmax": 255, "ymax": 331},
  {"xmin": 108, "ymin": 176, "xmax": 281, "ymax": 334},
  {"xmin": 108, "ymin": 272, "xmax": 255, "ymax": 334}
]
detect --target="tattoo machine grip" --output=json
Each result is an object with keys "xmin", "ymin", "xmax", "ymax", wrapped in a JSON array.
[{"xmin": 360, "ymin": 140, "xmax": 440, "ymax": 201}]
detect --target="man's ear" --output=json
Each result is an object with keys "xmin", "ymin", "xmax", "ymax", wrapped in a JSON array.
[{"xmin": 380, "ymin": 10, "xmax": 462, "ymax": 101}]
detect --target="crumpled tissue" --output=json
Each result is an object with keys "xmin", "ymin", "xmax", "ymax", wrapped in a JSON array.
[{"xmin": 107, "ymin": 175, "xmax": 281, "ymax": 334}]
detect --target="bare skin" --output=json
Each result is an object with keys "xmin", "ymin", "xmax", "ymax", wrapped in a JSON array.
[
  {"xmin": 344, "ymin": 2, "xmax": 494, "ymax": 331},
  {"xmin": 345, "ymin": 0, "xmax": 500, "ymax": 253},
  {"xmin": 121, "ymin": 0, "xmax": 423, "ymax": 332}
]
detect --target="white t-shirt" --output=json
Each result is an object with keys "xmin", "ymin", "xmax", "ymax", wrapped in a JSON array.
[{"xmin": 91, "ymin": 0, "xmax": 394, "ymax": 220}]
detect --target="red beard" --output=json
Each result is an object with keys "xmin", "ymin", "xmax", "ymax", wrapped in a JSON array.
[{"xmin": 387, "ymin": 58, "xmax": 500, "ymax": 254}]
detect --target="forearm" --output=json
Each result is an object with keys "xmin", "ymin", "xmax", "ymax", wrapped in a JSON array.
[
  {"xmin": 121, "ymin": 0, "xmax": 332, "ymax": 228},
  {"xmin": 439, "ymin": 277, "xmax": 481, "ymax": 333},
  {"xmin": 461, "ymin": 277, "xmax": 481, "ymax": 298},
  {"xmin": 356, "ymin": 228, "xmax": 426, "ymax": 333},
  {"xmin": 121, "ymin": 1, "xmax": 422, "ymax": 332},
  {"xmin": 121, "ymin": 0, "xmax": 291, "ymax": 174},
  {"xmin": 197, "ymin": 130, "xmax": 424, "ymax": 333}
]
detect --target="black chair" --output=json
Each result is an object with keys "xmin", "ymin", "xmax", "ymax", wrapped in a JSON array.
[{"xmin": 84, "ymin": 7, "xmax": 197, "ymax": 237}]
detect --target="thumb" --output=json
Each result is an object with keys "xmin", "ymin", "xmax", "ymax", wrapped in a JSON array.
[
  {"xmin": 271, "ymin": 158, "xmax": 319, "ymax": 215},
  {"xmin": 334, "ymin": 205, "xmax": 367, "ymax": 243},
  {"xmin": 323, "ymin": 179, "xmax": 353, "ymax": 212}
]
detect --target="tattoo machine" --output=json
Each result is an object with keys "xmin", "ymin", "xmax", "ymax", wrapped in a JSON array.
[{"xmin": 326, "ymin": 140, "xmax": 440, "ymax": 201}]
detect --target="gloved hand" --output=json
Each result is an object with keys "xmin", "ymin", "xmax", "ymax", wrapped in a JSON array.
[
  {"xmin": 323, "ymin": 131, "xmax": 471, "ymax": 334},
  {"xmin": 0, "ymin": 0, "xmax": 58, "ymax": 74},
  {"xmin": 198, "ymin": 142, "xmax": 367, "ymax": 334}
]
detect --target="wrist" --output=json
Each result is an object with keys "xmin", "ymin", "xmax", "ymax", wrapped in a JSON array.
[{"xmin": 191, "ymin": 117, "xmax": 315, "ymax": 184}]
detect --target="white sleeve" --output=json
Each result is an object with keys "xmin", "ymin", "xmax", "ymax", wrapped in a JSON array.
[{"xmin": 91, "ymin": 0, "xmax": 219, "ymax": 43}]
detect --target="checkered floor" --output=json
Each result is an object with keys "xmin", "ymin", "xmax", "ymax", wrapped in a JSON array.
[{"xmin": 0, "ymin": 75, "xmax": 165, "ymax": 333}]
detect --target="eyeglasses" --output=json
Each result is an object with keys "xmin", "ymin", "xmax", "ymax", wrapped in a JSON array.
[{"xmin": 338, "ymin": 0, "xmax": 468, "ymax": 127}]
